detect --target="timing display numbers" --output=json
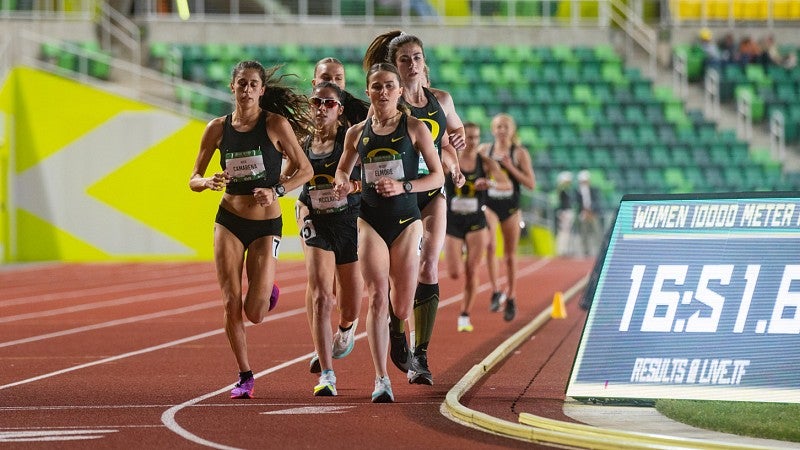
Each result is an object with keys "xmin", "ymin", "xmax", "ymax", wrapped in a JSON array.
[
  {"xmin": 567, "ymin": 193, "xmax": 800, "ymax": 404},
  {"xmin": 620, "ymin": 264, "xmax": 800, "ymax": 335}
]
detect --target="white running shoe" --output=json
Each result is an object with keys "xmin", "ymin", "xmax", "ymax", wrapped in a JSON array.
[
  {"xmin": 457, "ymin": 315, "xmax": 473, "ymax": 332},
  {"xmin": 371, "ymin": 376, "xmax": 394, "ymax": 403},
  {"xmin": 313, "ymin": 370, "xmax": 337, "ymax": 396},
  {"xmin": 332, "ymin": 318, "xmax": 359, "ymax": 359}
]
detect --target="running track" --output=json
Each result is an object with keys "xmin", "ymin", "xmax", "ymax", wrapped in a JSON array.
[{"xmin": 0, "ymin": 257, "xmax": 594, "ymax": 448}]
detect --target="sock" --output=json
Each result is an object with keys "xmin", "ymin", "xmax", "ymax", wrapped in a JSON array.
[
  {"xmin": 460, "ymin": 312, "xmax": 469, "ymax": 317},
  {"xmin": 339, "ymin": 323, "xmax": 352, "ymax": 333},
  {"xmin": 239, "ymin": 370, "xmax": 253, "ymax": 381},
  {"xmin": 388, "ymin": 301, "xmax": 405, "ymax": 334},
  {"xmin": 413, "ymin": 282, "xmax": 439, "ymax": 349}
]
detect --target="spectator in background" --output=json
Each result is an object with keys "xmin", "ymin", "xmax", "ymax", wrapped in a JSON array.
[
  {"xmin": 575, "ymin": 170, "xmax": 602, "ymax": 258},
  {"xmin": 738, "ymin": 35, "xmax": 763, "ymax": 65},
  {"xmin": 555, "ymin": 171, "xmax": 575, "ymax": 257},
  {"xmin": 761, "ymin": 35, "xmax": 797, "ymax": 69},
  {"xmin": 717, "ymin": 32, "xmax": 738, "ymax": 65},
  {"xmin": 698, "ymin": 28, "xmax": 723, "ymax": 72}
]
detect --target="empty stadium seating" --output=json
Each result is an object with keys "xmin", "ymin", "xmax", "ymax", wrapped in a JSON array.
[{"xmin": 138, "ymin": 41, "xmax": 798, "ymax": 202}]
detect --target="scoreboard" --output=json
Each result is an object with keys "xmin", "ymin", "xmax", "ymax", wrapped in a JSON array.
[{"xmin": 567, "ymin": 192, "xmax": 800, "ymax": 404}]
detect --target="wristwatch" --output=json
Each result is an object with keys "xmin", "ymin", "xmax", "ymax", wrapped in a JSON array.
[
  {"xmin": 273, "ymin": 184, "xmax": 286, "ymax": 197},
  {"xmin": 403, "ymin": 181, "xmax": 413, "ymax": 193}
]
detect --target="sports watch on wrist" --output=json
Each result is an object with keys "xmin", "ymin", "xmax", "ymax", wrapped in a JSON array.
[
  {"xmin": 274, "ymin": 184, "xmax": 286, "ymax": 197},
  {"xmin": 403, "ymin": 181, "xmax": 413, "ymax": 193}
]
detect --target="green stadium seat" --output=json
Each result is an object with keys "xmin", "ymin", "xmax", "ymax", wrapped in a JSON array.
[
  {"xmin": 542, "ymin": 64, "xmax": 562, "ymax": 83},
  {"xmin": 432, "ymin": 44, "xmax": 460, "ymax": 63},
  {"xmin": 551, "ymin": 45, "xmax": 577, "ymax": 64},
  {"xmin": 479, "ymin": 63, "xmax": 503, "ymax": 84},
  {"xmin": 564, "ymin": 105, "xmax": 593, "ymax": 131},
  {"xmin": 601, "ymin": 62, "xmax": 627, "ymax": 86},
  {"xmin": 500, "ymin": 63, "xmax": 524, "ymax": 85},
  {"xmin": 594, "ymin": 44, "xmax": 622, "ymax": 64},
  {"xmin": 704, "ymin": 166, "xmax": 726, "ymax": 190},
  {"xmin": 745, "ymin": 64, "xmax": 772, "ymax": 90},
  {"xmin": 571, "ymin": 145, "xmax": 593, "ymax": 168},
  {"xmin": 663, "ymin": 167, "xmax": 691, "ymax": 192},
  {"xmin": 669, "ymin": 145, "xmax": 692, "ymax": 167},
  {"xmin": 728, "ymin": 142, "xmax": 750, "ymax": 166},
  {"xmin": 650, "ymin": 145, "xmax": 671, "ymax": 167},
  {"xmin": 735, "ymin": 85, "xmax": 766, "ymax": 122},
  {"xmin": 591, "ymin": 148, "xmax": 614, "ymax": 168},
  {"xmin": 691, "ymin": 146, "xmax": 713, "ymax": 167}
]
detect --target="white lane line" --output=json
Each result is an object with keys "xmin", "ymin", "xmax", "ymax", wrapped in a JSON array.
[
  {"xmin": 0, "ymin": 305, "xmax": 306, "ymax": 391},
  {"xmin": 0, "ymin": 301, "xmax": 219, "ymax": 348},
  {"xmin": 0, "ymin": 429, "xmax": 117, "ymax": 442},
  {"xmin": 0, "ymin": 272, "xmax": 214, "ymax": 308},
  {"xmin": 0, "ymin": 285, "xmax": 220, "ymax": 324},
  {"xmin": 0, "ymin": 283, "xmax": 308, "ymax": 347},
  {"xmin": 159, "ymin": 259, "xmax": 552, "ymax": 449},
  {"xmin": 0, "ymin": 264, "xmax": 310, "ymax": 308},
  {"xmin": 2, "ymin": 259, "xmax": 551, "ymax": 448}
]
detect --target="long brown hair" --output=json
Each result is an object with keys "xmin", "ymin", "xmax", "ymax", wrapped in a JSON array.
[
  {"xmin": 363, "ymin": 30, "xmax": 425, "ymax": 71},
  {"xmin": 228, "ymin": 60, "xmax": 313, "ymax": 143}
]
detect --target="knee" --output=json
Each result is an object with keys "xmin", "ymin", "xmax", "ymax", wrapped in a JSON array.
[
  {"xmin": 245, "ymin": 309, "xmax": 265, "ymax": 324},
  {"xmin": 419, "ymin": 260, "xmax": 437, "ymax": 282},
  {"xmin": 312, "ymin": 291, "xmax": 335, "ymax": 317}
]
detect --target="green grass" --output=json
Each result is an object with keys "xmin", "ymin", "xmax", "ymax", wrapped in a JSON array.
[{"xmin": 656, "ymin": 399, "xmax": 800, "ymax": 443}]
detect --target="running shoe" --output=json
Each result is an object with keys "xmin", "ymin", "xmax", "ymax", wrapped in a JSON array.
[
  {"xmin": 309, "ymin": 352, "xmax": 321, "ymax": 374},
  {"xmin": 332, "ymin": 318, "xmax": 359, "ymax": 359},
  {"xmin": 489, "ymin": 291, "xmax": 506, "ymax": 312},
  {"xmin": 313, "ymin": 370, "xmax": 337, "ymax": 397},
  {"xmin": 269, "ymin": 283, "xmax": 279, "ymax": 311},
  {"xmin": 371, "ymin": 376, "xmax": 394, "ymax": 403},
  {"xmin": 457, "ymin": 315, "xmax": 473, "ymax": 332},
  {"xmin": 504, "ymin": 298, "xmax": 516, "ymax": 322},
  {"xmin": 230, "ymin": 377, "xmax": 255, "ymax": 399},
  {"xmin": 389, "ymin": 329, "xmax": 411, "ymax": 373},
  {"xmin": 407, "ymin": 351, "xmax": 433, "ymax": 385}
]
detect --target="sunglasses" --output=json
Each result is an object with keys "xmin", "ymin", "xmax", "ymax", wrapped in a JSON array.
[{"xmin": 309, "ymin": 97, "xmax": 341, "ymax": 108}]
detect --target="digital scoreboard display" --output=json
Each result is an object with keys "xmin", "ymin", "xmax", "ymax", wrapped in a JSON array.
[{"xmin": 567, "ymin": 192, "xmax": 800, "ymax": 404}]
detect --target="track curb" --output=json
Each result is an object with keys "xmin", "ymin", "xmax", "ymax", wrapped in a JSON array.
[{"xmin": 440, "ymin": 275, "xmax": 776, "ymax": 450}]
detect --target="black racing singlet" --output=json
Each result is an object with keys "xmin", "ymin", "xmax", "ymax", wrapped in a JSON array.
[
  {"xmin": 404, "ymin": 87, "xmax": 447, "ymax": 174},
  {"xmin": 299, "ymin": 126, "xmax": 360, "ymax": 217},
  {"xmin": 486, "ymin": 143, "xmax": 522, "ymax": 211},
  {"xmin": 446, "ymin": 155, "xmax": 487, "ymax": 218},
  {"xmin": 219, "ymin": 111, "xmax": 282, "ymax": 195},
  {"xmin": 357, "ymin": 114, "xmax": 419, "ymax": 214}
]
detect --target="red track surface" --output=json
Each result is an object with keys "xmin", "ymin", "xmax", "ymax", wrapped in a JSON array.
[{"xmin": 0, "ymin": 257, "xmax": 593, "ymax": 449}]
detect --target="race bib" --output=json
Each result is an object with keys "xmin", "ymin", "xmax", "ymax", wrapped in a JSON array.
[
  {"xmin": 417, "ymin": 154, "xmax": 430, "ymax": 175},
  {"xmin": 300, "ymin": 219, "xmax": 317, "ymax": 242},
  {"xmin": 226, "ymin": 150, "xmax": 266, "ymax": 183},
  {"xmin": 309, "ymin": 184, "xmax": 348, "ymax": 214},
  {"xmin": 364, "ymin": 155, "xmax": 405, "ymax": 185},
  {"xmin": 450, "ymin": 196, "xmax": 479, "ymax": 214},
  {"xmin": 488, "ymin": 187, "xmax": 513, "ymax": 199}
]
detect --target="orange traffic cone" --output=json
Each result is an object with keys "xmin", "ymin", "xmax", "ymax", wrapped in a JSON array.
[{"xmin": 551, "ymin": 291, "xmax": 567, "ymax": 319}]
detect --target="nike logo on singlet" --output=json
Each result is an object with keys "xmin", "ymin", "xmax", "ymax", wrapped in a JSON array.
[
  {"xmin": 399, "ymin": 217, "xmax": 414, "ymax": 224},
  {"xmin": 427, "ymin": 111, "xmax": 437, "ymax": 116},
  {"xmin": 391, "ymin": 136, "xmax": 404, "ymax": 143},
  {"xmin": 324, "ymin": 161, "xmax": 337, "ymax": 168}
]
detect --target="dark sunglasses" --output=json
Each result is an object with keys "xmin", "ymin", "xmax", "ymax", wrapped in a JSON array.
[{"xmin": 309, "ymin": 97, "xmax": 341, "ymax": 108}]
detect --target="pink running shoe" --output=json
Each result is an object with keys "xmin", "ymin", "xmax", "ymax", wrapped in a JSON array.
[
  {"xmin": 269, "ymin": 284, "xmax": 279, "ymax": 311},
  {"xmin": 230, "ymin": 377, "xmax": 254, "ymax": 399}
]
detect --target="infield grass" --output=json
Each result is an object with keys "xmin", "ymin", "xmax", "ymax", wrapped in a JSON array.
[{"xmin": 656, "ymin": 399, "xmax": 800, "ymax": 443}]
